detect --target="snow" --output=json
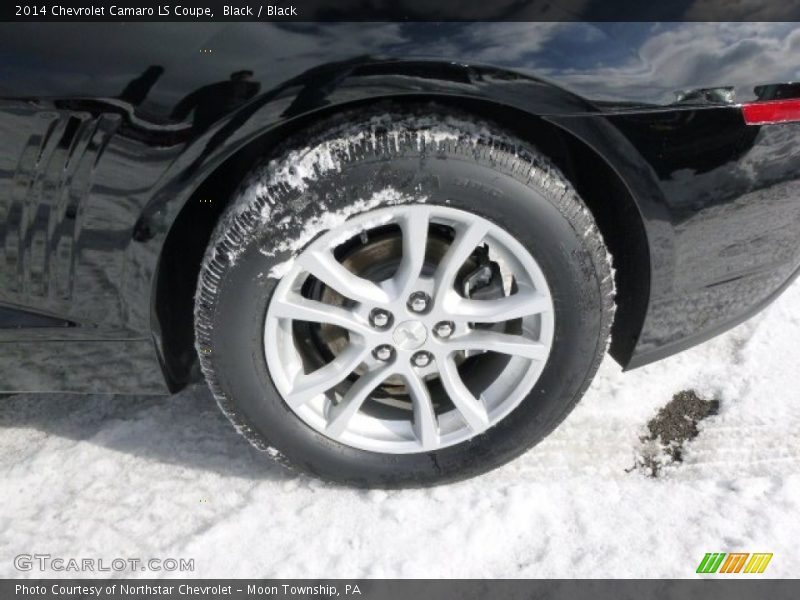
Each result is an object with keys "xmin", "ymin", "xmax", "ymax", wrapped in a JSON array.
[
  {"xmin": 2, "ymin": 279, "xmax": 799, "ymax": 579},
  {"xmin": 202, "ymin": 111, "xmax": 512, "ymax": 267},
  {"xmin": 263, "ymin": 186, "xmax": 426, "ymax": 279}
]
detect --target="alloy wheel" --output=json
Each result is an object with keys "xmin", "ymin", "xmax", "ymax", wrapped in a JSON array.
[{"xmin": 264, "ymin": 204, "xmax": 555, "ymax": 453}]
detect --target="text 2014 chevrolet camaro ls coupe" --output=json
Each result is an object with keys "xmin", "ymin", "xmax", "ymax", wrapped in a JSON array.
[{"xmin": 1, "ymin": 22, "xmax": 799, "ymax": 486}]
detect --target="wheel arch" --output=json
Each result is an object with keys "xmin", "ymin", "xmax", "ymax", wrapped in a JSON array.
[{"xmin": 153, "ymin": 95, "xmax": 651, "ymax": 391}]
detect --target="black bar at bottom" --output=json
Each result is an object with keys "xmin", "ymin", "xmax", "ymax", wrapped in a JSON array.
[{"xmin": 2, "ymin": 580, "xmax": 800, "ymax": 600}]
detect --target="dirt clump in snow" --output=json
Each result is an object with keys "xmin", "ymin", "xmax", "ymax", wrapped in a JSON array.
[{"xmin": 634, "ymin": 389, "xmax": 719, "ymax": 477}]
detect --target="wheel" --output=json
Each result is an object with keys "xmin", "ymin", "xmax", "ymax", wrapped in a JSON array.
[{"xmin": 195, "ymin": 107, "xmax": 614, "ymax": 487}]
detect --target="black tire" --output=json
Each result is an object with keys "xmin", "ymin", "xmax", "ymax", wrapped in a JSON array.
[{"xmin": 195, "ymin": 106, "xmax": 615, "ymax": 487}]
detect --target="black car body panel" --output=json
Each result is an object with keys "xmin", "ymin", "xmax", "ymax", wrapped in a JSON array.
[{"xmin": 1, "ymin": 22, "xmax": 799, "ymax": 393}]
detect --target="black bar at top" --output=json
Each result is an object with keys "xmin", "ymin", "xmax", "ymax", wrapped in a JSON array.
[{"xmin": 3, "ymin": 0, "xmax": 800, "ymax": 22}]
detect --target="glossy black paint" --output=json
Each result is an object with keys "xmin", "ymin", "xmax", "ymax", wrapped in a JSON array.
[{"xmin": 1, "ymin": 22, "xmax": 799, "ymax": 392}]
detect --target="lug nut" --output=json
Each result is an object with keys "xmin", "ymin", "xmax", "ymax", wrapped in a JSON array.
[
  {"xmin": 411, "ymin": 351, "xmax": 433, "ymax": 368},
  {"xmin": 369, "ymin": 308, "xmax": 392, "ymax": 329},
  {"xmin": 407, "ymin": 291, "xmax": 431, "ymax": 314},
  {"xmin": 433, "ymin": 321, "xmax": 454, "ymax": 339},
  {"xmin": 373, "ymin": 345, "xmax": 394, "ymax": 362}
]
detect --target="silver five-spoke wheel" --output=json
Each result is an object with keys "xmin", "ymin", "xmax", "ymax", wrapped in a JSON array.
[{"xmin": 264, "ymin": 204, "xmax": 555, "ymax": 453}]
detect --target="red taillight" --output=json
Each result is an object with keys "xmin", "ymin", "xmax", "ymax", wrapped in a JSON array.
[{"xmin": 742, "ymin": 99, "xmax": 800, "ymax": 125}]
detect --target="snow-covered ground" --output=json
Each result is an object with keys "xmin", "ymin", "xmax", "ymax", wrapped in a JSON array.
[{"xmin": 1, "ymin": 280, "xmax": 798, "ymax": 579}]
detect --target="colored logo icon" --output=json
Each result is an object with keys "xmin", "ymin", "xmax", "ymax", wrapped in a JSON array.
[{"xmin": 697, "ymin": 553, "xmax": 773, "ymax": 574}]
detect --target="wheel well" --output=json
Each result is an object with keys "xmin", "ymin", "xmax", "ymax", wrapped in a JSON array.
[{"xmin": 155, "ymin": 96, "xmax": 650, "ymax": 391}]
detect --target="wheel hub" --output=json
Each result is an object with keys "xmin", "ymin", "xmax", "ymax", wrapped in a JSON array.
[{"xmin": 392, "ymin": 320, "xmax": 428, "ymax": 351}]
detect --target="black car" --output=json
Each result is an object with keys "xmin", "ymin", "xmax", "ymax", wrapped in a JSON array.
[{"xmin": 1, "ymin": 22, "xmax": 799, "ymax": 486}]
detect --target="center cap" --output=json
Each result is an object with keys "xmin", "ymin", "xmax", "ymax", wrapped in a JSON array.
[{"xmin": 392, "ymin": 320, "xmax": 428, "ymax": 350}]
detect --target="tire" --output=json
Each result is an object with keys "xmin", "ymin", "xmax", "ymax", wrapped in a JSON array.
[{"xmin": 195, "ymin": 106, "xmax": 615, "ymax": 487}]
